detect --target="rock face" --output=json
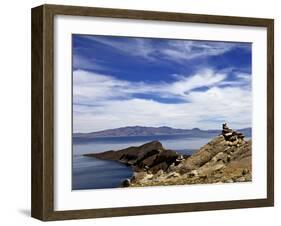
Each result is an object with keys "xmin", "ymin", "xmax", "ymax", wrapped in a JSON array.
[
  {"xmin": 129, "ymin": 124, "xmax": 252, "ymax": 187},
  {"xmin": 84, "ymin": 141, "xmax": 188, "ymax": 173},
  {"xmin": 85, "ymin": 124, "xmax": 251, "ymax": 187}
]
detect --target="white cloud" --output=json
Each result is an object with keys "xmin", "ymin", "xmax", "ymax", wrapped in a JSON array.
[
  {"xmin": 73, "ymin": 69, "xmax": 252, "ymax": 132},
  {"xmin": 160, "ymin": 41, "xmax": 235, "ymax": 62},
  {"xmin": 84, "ymin": 36, "xmax": 249, "ymax": 63},
  {"xmin": 168, "ymin": 69, "xmax": 226, "ymax": 95},
  {"xmin": 73, "ymin": 69, "xmax": 228, "ymax": 104},
  {"xmin": 85, "ymin": 36, "xmax": 155, "ymax": 60},
  {"xmin": 73, "ymin": 53, "xmax": 106, "ymax": 71},
  {"xmin": 220, "ymin": 72, "xmax": 251, "ymax": 89}
]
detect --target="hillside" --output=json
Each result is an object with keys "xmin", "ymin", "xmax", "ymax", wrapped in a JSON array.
[{"xmin": 74, "ymin": 126, "xmax": 251, "ymax": 138}]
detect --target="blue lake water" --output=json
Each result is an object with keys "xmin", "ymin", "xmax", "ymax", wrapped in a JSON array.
[{"xmin": 72, "ymin": 135, "xmax": 216, "ymax": 190}]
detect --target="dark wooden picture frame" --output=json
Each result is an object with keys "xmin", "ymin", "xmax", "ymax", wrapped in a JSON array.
[{"xmin": 31, "ymin": 4, "xmax": 274, "ymax": 221}]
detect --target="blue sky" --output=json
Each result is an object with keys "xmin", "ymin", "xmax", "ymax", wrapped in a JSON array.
[{"xmin": 72, "ymin": 34, "xmax": 252, "ymax": 132}]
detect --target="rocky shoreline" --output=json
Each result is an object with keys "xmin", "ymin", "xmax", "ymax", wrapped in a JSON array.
[
  {"xmin": 84, "ymin": 124, "xmax": 252, "ymax": 187},
  {"xmin": 84, "ymin": 140, "xmax": 188, "ymax": 174}
]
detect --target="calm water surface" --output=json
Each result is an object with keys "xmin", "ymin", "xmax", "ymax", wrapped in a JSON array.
[{"xmin": 72, "ymin": 135, "xmax": 215, "ymax": 190}]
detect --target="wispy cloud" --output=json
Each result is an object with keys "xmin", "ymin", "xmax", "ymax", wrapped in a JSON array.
[
  {"xmin": 73, "ymin": 69, "xmax": 252, "ymax": 132},
  {"xmin": 73, "ymin": 53, "xmax": 106, "ymax": 71},
  {"xmin": 168, "ymin": 70, "xmax": 226, "ymax": 96},
  {"xmin": 84, "ymin": 36, "xmax": 155, "ymax": 60},
  {"xmin": 83, "ymin": 36, "xmax": 250, "ymax": 63},
  {"xmin": 72, "ymin": 35, "xmax": 252, "ymax": 132},
  {"xmin": 160, "ymin": 41, "xmax": 234, "ymax": 62},
  {"xmin": 73, "ymin": 69, "xmax": 229, "ymax": 104}
]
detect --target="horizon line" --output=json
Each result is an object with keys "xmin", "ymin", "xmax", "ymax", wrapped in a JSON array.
[{"xmin": 73, "ymin": 125, "xmax": 252, "ymax": 134}]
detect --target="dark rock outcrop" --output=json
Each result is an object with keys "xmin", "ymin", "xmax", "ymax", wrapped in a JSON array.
[
  {"xmin": 84, "ymin": 141, "xmax": 187, "ymax": 173},
  {"xmin": 121, "ymin": 178, "xmax": 131, "ymax": 187}
]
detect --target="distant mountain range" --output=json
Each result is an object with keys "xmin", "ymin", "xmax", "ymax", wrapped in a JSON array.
[{"xmin": 73, "ymin": 126, "xmax": 252, "ymax": 138}]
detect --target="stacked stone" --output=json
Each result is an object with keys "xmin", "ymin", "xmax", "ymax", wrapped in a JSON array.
[{"xmin": 222, "ymin": 123, "xmax": 245, "ymax": 146}]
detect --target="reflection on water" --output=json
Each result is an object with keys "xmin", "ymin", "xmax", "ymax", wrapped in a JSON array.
[{"xmin": 73, "ymin": 135, "xmax": 214, "ymax": 155}]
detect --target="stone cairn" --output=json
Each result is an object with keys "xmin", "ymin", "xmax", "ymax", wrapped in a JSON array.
[{"xmin": 221, "ymin": 123, "xmax": 245, "ymax": 146}]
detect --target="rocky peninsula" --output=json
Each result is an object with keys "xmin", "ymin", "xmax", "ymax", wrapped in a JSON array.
[{"xmin": 84, "ymin": 123, "xmax": 252, "ymax": 187}]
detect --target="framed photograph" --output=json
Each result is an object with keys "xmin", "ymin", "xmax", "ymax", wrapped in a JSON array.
[{"xmin": 31, "ymin": 4, "xmax": 274, "ymax": 221}]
